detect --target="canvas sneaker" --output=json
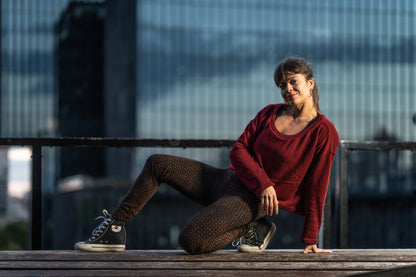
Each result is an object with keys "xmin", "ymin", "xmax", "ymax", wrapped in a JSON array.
[
  {"xmin": 74, "ymin": 209, "xmax": 126, "ymax": 252},
  {"xmin": 234, "ymin": 217, "xmax": 276, "ymax": 253}
]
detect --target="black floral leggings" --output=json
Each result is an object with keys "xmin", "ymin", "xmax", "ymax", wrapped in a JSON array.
[{"xmin": 111, "ymin": 154, "xmax": 266, "ymax": 254}]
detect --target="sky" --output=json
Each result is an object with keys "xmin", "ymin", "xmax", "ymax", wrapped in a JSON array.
[{"xmin": 7, "ymin": 147, "xmax": 31, "ymax": 199}]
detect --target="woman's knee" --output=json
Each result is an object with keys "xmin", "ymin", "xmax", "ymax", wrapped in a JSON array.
[
  {"xmin": 178, "ymin": 228, "xmax": 210, "ymax": 255},
  {"xmin": 144, "ymin": 154, "xmax": 169, "ymax": 174},
  {"xmin": 145, "ymin": 154, "xmax": 165, "ymax": 167}
]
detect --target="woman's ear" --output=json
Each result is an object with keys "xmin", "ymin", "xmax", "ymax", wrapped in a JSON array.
[{"xmin": 308, "ymin": 78, "xmax": 315, "ymax": 90}]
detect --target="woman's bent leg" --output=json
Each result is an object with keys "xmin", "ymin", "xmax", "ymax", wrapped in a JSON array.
[
  {"xmin": 178, "ymin": 182, "xmax": 266, "ymax": 254},
  {"xmin": 75, "ymin": 154, "xmax": 230, "ymax": 252},
  {"xmin": 112, "ymin": 154, "xmax": 231, "ymax": 222}
]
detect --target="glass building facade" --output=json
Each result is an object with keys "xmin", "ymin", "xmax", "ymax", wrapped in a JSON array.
[
  {"xmin": 137, "ymin": 0, "xmax": 416, "ymax": 142},
  {"xmin": 1, "ymin": 0, "xmax": 415, "ymax": 250}
]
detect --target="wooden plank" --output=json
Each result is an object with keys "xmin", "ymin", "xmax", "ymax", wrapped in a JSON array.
[
  {"xmin": 1, "ymin": 260, "xmax": 415, "ymax": 271},
  {"xmin": 1, "ymin": 249, "xmax": 416, "ymax": 262},
  {"xmin": 353, "ymin": 265, "xmax": 416, "ymax": 277},
  {"xmin": 0, "ymin": 269, "xmax": 373, "ymax": 277},
  {"xmin": 1, "ymin": 249, "xmax": 415, "ymax": 277}
]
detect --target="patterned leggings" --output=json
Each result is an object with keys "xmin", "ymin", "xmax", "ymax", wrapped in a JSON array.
[{"xmin": 111, "ymin": 154, "xmax": 266, "ymax": 254}]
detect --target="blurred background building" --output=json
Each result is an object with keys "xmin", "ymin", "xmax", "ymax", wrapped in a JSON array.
[
  {"xmin": 0, "ymin": 0, "xmax": 415, "ymax": 250},
  {"xmin": 58, "ymin": 2, "xmax": 106, "ymax": 179}
]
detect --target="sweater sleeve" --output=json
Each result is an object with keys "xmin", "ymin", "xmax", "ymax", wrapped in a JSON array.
[
  {"xmin": 300, "ymin": 124, "xmax": 339, "ymax": 245},
  {"xmin": 229, "ymin": 105, "xmax": 276, "ymax": 198}
]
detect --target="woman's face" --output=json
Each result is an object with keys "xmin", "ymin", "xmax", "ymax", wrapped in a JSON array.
[{"xmin": 277, "ymin": 72, "xmax": 314, "ymax": 107}]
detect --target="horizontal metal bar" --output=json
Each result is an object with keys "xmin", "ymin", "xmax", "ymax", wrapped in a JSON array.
[
  {"xmin": 340, "ymin": 140, "xmax": 416, "ymax": 151},
  {"xmin": 1, "ymin": 138, "xmax": 415, "ymax": 150},
  {"xmin": 0, "ymin": 138, "xmax": 236, "ymax": 148},
  {"xmin": 1, "ymin": 138, "xmax": 414, "ymax": 150}
]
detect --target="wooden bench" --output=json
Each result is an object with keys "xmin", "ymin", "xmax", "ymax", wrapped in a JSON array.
[{"xmin": 1, "ymin": 249, "xmax": 415, "ymax": 276}]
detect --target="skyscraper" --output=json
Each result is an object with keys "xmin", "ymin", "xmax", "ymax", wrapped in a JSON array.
[
  {"xmin": 103, "ymin": 0, "xmax": 136, "ymax": 180},
  {"xmin": 57, "ymin": 1, "xmax": 106, "ymax": 178},
  {"xmin": 57, "ymin": 0, "xmax": 136, "ymax": 180}
]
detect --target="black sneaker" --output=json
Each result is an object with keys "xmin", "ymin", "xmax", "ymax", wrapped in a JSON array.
[
  {"xmin": 234, "ymin": 217, "xmax": 276, "ymax": 253},
  {"xmin": 74, "ymin": 209, "xmax": 126, "ymax": 252}
]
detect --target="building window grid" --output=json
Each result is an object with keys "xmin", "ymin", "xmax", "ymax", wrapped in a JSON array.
[
  {"xmin": 0, "ymin": 0, "xmax": 415, "ymax": 140},
  {"xmin": 137, "ymin": 0, "xmax": 415, "ymax": 141}
]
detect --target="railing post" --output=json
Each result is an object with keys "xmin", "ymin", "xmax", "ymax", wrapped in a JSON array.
[
  {"xmin": 339, "ymin": 143, "xmax": 349, "ymax": 248},
  {"xmin": 323, "ymin": 174, "xmax": 332, "ymax": 249},
  {"xmin": 31, "ymin": 145, "xmax": 42, "ymax": 250}
]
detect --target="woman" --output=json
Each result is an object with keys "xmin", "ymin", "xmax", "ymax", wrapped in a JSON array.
[{"xmin": 74, "ymin": 56, "xmax": 338, "ymax": 254}]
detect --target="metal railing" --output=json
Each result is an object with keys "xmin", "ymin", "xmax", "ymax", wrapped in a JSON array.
[
  {"xmin": 333, "ymin": 140, "xmax": 416, "ymax": 249},
  {"xmin": 1, "ymin": 138, "xmax": 415, "ymax": 250},
  {"xmin": 0, "ymin": 138, "xmax": 235, "ymax": 250}
]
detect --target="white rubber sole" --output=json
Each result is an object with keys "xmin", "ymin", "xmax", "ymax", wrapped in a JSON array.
[
  {"xmin": 238, "ymin": 223, "xmax": 276, "ymax": 253},
  {"xmin": 74, "ymin": 242, "xmax": 125, "ymax": 252}
]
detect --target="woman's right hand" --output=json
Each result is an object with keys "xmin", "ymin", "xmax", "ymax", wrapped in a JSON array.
[{"xmin": 260, "ymin": 186, "xmax": 279, "ymax": 216}]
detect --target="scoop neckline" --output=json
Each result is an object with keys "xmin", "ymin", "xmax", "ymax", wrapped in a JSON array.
[{"xmin": 270, "ymin": 104, "xmax": 321, "ymax": 138}]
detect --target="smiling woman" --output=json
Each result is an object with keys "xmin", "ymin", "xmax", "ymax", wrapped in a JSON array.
[
  {"xmin": 274, "ymin": 56, "xmax": 320, "ymax": 114},
  {"xmin": 74, "ymin": 56, "xmax": 339, "ymax": 255}
]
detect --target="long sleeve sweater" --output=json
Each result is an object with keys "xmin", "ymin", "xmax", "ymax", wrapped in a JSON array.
[{"xmin": 229, "ymin": 103, "xmax": 339, "ymax": 245}]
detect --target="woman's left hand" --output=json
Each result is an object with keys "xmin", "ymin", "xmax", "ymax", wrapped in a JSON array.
[
  {"xmin": 260, "ymin": 186, "xmax": 279, "ymax": 216},
  {"xmin": 302, "ymin": 244, "xmax": 332, "ymax": 254}
]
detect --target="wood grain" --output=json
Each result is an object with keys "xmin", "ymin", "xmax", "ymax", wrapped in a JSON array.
[{"xmin": 1, "ymin": 249, "xmax": 415, "ymax": 276}]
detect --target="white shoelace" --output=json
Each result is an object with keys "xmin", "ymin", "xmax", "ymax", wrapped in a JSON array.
[
  {"xmin": 232, "ymin": 228, "xmax": 257, "ymax": 247},
  {"xmin": 88, "ymin": 209, "xmax": 113, "ymax": 241}
]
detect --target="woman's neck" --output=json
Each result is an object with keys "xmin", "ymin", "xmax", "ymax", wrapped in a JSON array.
[{"xmin": 285, "ymin": 102, "xmax": 318, "ymax": 121}]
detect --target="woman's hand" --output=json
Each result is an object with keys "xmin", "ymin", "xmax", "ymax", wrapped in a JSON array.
[
  {"xmin": 303, "ymin": 244, "xmax": 332, "ymax": 254},
  {"xmin": 260, "ymin": 186, "xmax": 279, "ymax": 216}
]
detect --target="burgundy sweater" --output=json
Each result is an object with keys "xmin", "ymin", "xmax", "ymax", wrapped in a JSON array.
[{"xmin": 229, "ymin": 104, "xmax": 339, "ymax": 245}]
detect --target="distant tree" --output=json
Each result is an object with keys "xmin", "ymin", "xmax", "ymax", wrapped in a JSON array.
[
  {"xmin": 0, "ymin": 221, "xmax": 28, "ymax": 250},
  {"xmin": 373, "ymin": 127, "xmax": 397, "ymax": 141}
]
